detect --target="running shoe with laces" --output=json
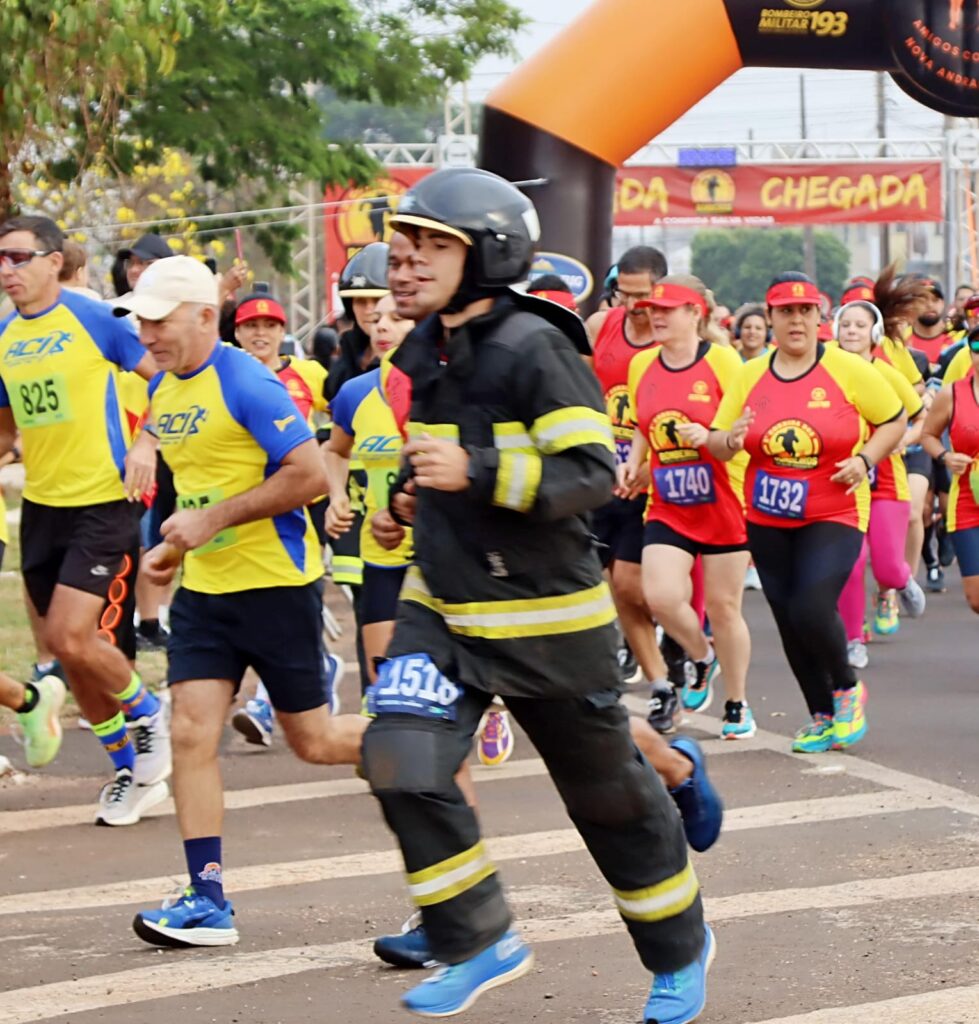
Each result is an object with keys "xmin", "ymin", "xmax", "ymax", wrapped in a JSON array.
[
  {"xmin": 477, "ymin": 709, "xmax": 513, "ymax": 767},
  {"xmin": 400, "ymin": 929, "xmax": 533, "ymax": 1017},
  {"xmin": 134, "ymin": 887, "xmax": 239, "ymax": 947},
  {"xmin": 846, "ymin": 639, "xmax": 869, "ymax": 670},
  {"xmin": 326, "ymin": 652, "xmax": 344, "ymax": 715},
  {"xmin": 132, "ymin": 706, "xmax": 172, "ymax": 786},
  {"xmin": 896, "ymin": 576, "xmax": 926, "ymax": 618},
  {"xmin": 643, "ymin": 923, "xmax": 715, "ymax": 1024},
  {"xmin": 681, "ymin": 657, "xmax": 718, "ymax": 713},
  {"xmin": 232, "ymin": 697, "xmax": 275, "ymax": 747},
  {"xmin": 832, "ymin": 681, "xmax": 867, "ymax": 749},
  {"xmin": 872, "ymin": 590, "xmax": 899, "ymax": 635},
  {"xmin": 791, "ymin": 713, "xmax": 835, "ymax": 754},
  {"xmin": 16, "ymin": 675, "xmax": 66, "ymax": 768},
  {"xmin": 720, "ymin": 700, "xmax": 756, "ymax": 740},
  {"xmin": 668, "ymin": 736, "xmax": 723, "ymax": 852},
  {"xmin": 96, "ymin": 769, "xmax": 169, "ymax": 826},
  {"xmin": 925, "ymin": 565, "xmax": 946, "ymax": 593},
  {"xmin": 374, "ymin": 912, "xmax": 440, "ymax": 969},
  {"xmin": 647, "ymin": 683, "xmax": 678, "ymax": 735}
]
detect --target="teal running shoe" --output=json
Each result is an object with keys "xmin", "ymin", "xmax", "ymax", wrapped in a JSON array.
[
  {"xmin": 644, "ymin": 923, "xmax": 716, "ymax": 1024},
  {"xmin": 792, "ymin": 713, "xmax": 835, "ymax": 753}
]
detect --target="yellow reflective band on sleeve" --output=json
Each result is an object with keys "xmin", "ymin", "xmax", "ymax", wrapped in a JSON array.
[
  {"xmin": 530, "ymin": 406, "xmax": 614, "ymax": 455},
  {"xmin": 400, "ymin": 569, "xmax": 617, "ymax": 639},
  {"xmin": 492, "ymin": 421, "xmax": 535, "ymax": 453},
  {"xmin": 406, "ymin": 841, "xmax": 496, "ymax": 908},
  {"xmin": 613, "ymin": 861, "xmax": 700, "ymax": 923},
  {"xmin": 493, "ymin": 449, "xmax": 543, "ymax": 513},
  {"xmin": 331, "ymin": 555, "xmax": 363, "ymax": 586},
  {"xmin": 407, "ymin": 421, "xmax": 460, "ymax": 444}
]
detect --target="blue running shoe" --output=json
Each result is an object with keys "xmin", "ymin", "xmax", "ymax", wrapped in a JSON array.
[
  {"xmin": 668, "ymin": 737, "xmax": 724, "ymax": 852},
  {"xmin": 374, "ymin": 912, "xmax": 440, "ymax": 969},
  {"xmin": 720, "ymin": 701, "xmax": 756, "ymax": 741},
  {"xmin": 644, "ymin": 923, "xmax": 716, "ymax": 1024},
  {"xmin": 133, "ymin": 889, "xmax": 239, "ymax": 947},
  {"xmin": 326, "ymin": 653, "xmax": 345, "ymax": 715},
  {"xmin": 681, "ymin": 658, "xmax": 718, "ymax": 713},
  {"xmin": 232, "ymin": 698, "xmax": 274, "ymax": 747},
  {"xmin": 401, "ymin": 930, "xmax": 533, "ymax": 1017}
]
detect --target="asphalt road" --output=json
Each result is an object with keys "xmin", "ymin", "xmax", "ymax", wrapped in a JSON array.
[{"xmin": 2, "ymin": 577, "xmax": 978, "ymax": 1024}]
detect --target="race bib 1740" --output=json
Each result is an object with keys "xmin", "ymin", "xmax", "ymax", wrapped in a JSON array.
[
  {"xmin": 368, "ymin": 654, "xmax": 460, "ymax": 722},
  {"xmin": 653, "ymin": 463, "xmax": 716, "ymax": 506},
  {"xmin": 752, "ymin": 470, "xmax": 809, "ymax": 520},
  {"xmin": 9, "ymin": 374, "xmax": 72, "ymax": 428}
]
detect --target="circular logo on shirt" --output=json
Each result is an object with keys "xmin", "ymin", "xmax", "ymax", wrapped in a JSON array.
[
  {"xmin": 606, "ymin": 384, "xmax": 632, "ymax": 432},
  {"xmin": 651, "ymin": 410, "xmax": 699, "ymax": 464},
  {"xmin": 761, "ymin": 419, "xmax": 822, "ymax": 469}
]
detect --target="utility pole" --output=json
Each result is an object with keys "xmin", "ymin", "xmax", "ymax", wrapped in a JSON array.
[
  {"xmin": 799, "ymin": 75, "xmax": 817, "ymax": 281},
  {"xmin": 877, "ymin": 72, "xmax": 890, "ymax": 270}
]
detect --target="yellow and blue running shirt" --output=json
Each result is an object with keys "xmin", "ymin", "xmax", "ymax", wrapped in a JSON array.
[
  {"xmin": 0, "ymin": 289, "xmax": 146, "ymax": 506},
  {"xmin": 148, "ymin": 342, "xmax": 323, "ymax": 594},
  {"xmin": 330, "ymin": 366, "xmax": 413, "ymax": 567}
]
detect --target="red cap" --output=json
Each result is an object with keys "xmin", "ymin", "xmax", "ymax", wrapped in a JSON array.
[
  {"xmin": 817, "ymin": 320, "xmax": 835, "ymax": 341},
  {"xmin": 236, "ymin": 297, "xmax": 286, "ymax": 325},
  {"xmin": 530, "ymin": 289, "xmax": 579, "ymax": 312},
  {"xmin": 964, "ymin": 293, "xmax": 979, "ymax": 313},
  {"xmin": 841, "ymin": 284, "xmax": 875, "ymax": 305},
  {"xmin": 766, "ymin": 280, "xmax": 822, "ymax": 307},
  {"xmin": 636, "ymin": 282, "xmax": 708, "ymax": 318}
]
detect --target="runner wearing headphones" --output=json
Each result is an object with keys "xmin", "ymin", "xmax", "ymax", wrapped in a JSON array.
[
  {"xmin": 922, "ymin": 326, "xmax": 979, "ymax": 616},
  {"xmin": 834, "ymin": 297, "xmax": 927, "ymax": 669},
  {"xmin": 621, "ymin": 276, "xmax": 755, "ymax": 739},
  {"xmin": 709, "ymin": 273, "xmax": 906, "ymax": 753}
]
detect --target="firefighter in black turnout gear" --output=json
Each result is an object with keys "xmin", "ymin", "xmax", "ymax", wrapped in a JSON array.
[{"xmin": 362, "ymin": 168, "xmax": 712, "ymax": 1021}]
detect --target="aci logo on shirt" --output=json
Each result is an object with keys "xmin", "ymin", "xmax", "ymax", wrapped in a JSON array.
[
  {"xmin": 156, "ymin": 405, "xmax": 208, "ymax": 441},
  {"xmin": 4, "ymin": 331, "xmax": 73, "ymax": 364}
]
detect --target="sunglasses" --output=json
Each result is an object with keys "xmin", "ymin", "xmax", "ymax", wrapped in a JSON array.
[
  {"xmin": 968, "ymin": 337, "xmax": 979, "ymax": 353},
  {"xmin": 0, "ymin": 248, "xmax": 57, "ymax": 268}
]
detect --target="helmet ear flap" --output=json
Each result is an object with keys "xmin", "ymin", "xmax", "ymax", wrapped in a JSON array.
[{"xmin": 477, "ymin": 232, "xmax": 531, "ymax": 286}]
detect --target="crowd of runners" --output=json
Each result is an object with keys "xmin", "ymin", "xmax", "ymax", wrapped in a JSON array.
[{"xmin": 1, "ymin": 167, "xmax": 978, "ymax": 1023}]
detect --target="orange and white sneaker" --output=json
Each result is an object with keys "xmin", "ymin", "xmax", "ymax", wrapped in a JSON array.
[{"xmin": 477, "ymin": 709, "xmax": 514, "ymax": 767}]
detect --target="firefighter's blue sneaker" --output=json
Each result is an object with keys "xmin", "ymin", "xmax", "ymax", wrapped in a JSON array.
[
  {"xmin": 401, "ymin": 929, "xmax": 534, "ymax": 1017},
  {"xmin": 133, "ymin": 888, "xmax": 239, "ymax": 947},
  {"xmin": 668, "ymin": 736, "xmax": 724, "ymax": 852},
  {"xmin": 374, "ymin": 912, "xmax": 439, "ymax": 969},
  {"xmin": 232, "ymin": 697, "xmax": 274, "ymax": 747},
  {"xmin": 644, "ymin": 923, "xmax": 716, "ymax": 1024}
]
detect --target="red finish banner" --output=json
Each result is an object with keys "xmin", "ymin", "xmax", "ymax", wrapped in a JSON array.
[{"xmin": 614, "ymin": 161, "xmax": 944, "ymax": 228}]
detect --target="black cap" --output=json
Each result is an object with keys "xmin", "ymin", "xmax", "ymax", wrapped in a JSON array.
[{"xmin": 119, "ymin": 233, "xmax": 174, "ymax": 261}]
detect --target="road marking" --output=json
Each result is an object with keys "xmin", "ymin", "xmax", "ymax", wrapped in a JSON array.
[
  {"xmin": 3, "ymin": 865, "xmax": 979, "ymax": 1024},
  {"xmin": 0, "ymin": 789, "xmax": 944, "ymax": 916},
  {"xmin": 746, "ymin": 984, "xmax": 979, "ymax": 1023}
]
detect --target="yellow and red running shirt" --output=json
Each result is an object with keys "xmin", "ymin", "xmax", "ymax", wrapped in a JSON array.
[
  {"xmin": 0, "ymin": 290, "xmax": 146, "ymax": 506},
  {"xmin": 946, "ymin": 376, "xmax": 979, "ymax": 534},
  {"xmin": 330, "ymin": 365, "xmax": 412, "ymax": 567},
  {"xmin": 868, "ymin": 358, "xmax": 922, "ymax": 503},
  {"xmin": 148, "ymin": 342, "xmax": 322, "ymax": 594},
  {"xmin": 276, "ymin": 356, "xmax": 328, "ymax": 426},
  {"xmin": 713, "ymin": 344, "xmax": 903, "ymax": 531},
  {"xmin": 874, "ymin": 335, "xmax": 923, "ymax": 388},
  {"xmin": 627, "ymin": 341, "xmax": 747, "ymax": 546}
]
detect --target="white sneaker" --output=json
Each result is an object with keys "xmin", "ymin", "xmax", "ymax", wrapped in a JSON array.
[
  {"xmin": 847, "ymin": 640, "xmax": 869, "ymax": 670},
  {"xmin": 326, "ymin": 653, "xmax": 345, "ymax": 715},
  {"xmin": 897, "ymin": 577, "xmax": 926, "ymax": 619},
  {"xmin": 132, "ymin": 708, "xmax": 172, "ymax": 785},
  {"xmin": 744, "ymin": 565, "xmax": 763, "ymax": 591},
  {"xmin": 96, "ymin": 771, "xmax": 169, "ymax": 826}
]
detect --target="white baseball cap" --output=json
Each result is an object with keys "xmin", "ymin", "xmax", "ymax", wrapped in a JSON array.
[{"xmin": 113, "ymin": 255, "xmax": 219, "ymax": 320}]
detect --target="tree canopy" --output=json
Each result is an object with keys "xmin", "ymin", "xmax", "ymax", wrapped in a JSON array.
[{"xmin": 690, "ymin": 228, "xmax": 852, "ymax": 308}]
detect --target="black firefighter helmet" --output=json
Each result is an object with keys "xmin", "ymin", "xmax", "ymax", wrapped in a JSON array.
[{"xmin": 337, "ymin": 241, "xmax": 389, "ymax": 319}]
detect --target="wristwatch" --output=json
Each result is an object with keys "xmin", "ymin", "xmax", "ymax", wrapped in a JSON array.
[{"xmin": 937, "ymin": 450, "xmax": 948, "ymax": 466}]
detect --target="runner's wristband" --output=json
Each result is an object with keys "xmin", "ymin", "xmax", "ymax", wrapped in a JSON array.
[
  {"xmin": 857, "ymin": 452, "xmax": 873, "ymax": 472},
  {"xmin": 937, "ymin": 450, "xmax": 948, "ymax": 466}
]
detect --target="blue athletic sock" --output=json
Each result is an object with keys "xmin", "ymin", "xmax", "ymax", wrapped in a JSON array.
[
  {"xmin": 184, "ymin": 837, "xmax": 225, "ymax": 908},
  {"xmin": 91, "ymin": 712, "xmax": 135, "ymax": 773},
  {"xmin": 114, "ymin": 671, "xmax": 161, "ymax": 723}
]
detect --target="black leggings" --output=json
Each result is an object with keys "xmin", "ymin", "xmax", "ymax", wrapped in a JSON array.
[{"xmin": 748, "ymin": 521, "xmax": 863, "ymax": 717}]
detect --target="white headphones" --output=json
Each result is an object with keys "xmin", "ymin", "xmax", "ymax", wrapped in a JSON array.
[{"xmin": 834, "ymin": 300, "xmax": 885, "ymax": 345}]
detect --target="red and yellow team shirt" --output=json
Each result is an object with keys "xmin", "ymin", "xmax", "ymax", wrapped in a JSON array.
[
  {"xmin": 874, "ymin": 335, "xmax": 923, "ymax": 388},
  {"xmin": 944, "ymin": 344, "xmax": 973, "ymax": 384},
  {"xmin": 907, "ymin": 328, "xmax": 965, "ymax": 371},
  {"xmin": 276, "ymin": 356, "xmax": 328, "ymax": 426},
  {"xmin": 713, "ymin": 344, "xmax": 903, "ymax": 531},
  {"xmin": 0, "ymin": 289, "xmax": 146, "ymax": 506},
  {"xmin": 628, "ymin": 341, "xmax": 747, "ymax": 546},
  {"xmin": 946, "ymin": 377, "xmax": 979, "ymax": 533},
  {"xmin": 592, "ymin": 307, "xmax": 658, "ymax": 467},
  {"xmin": 148, "ymin": 342, "xmax": 322, "ymax": 594},
  {"xmin": 868, "ymin": 358, "xmax": 922, "ymax": 504}
]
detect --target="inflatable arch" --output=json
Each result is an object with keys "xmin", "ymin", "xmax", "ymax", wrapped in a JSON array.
[{"xmin": 480, "ymin": 0, "xmax": 979, "ymax": 300}]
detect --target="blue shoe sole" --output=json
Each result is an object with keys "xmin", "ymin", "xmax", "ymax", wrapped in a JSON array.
[{"xmin": 402, "ymin": 949, "xmax": 535, "ymax": 1017}]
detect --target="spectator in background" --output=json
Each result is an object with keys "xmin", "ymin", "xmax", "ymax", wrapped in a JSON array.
[
  {"xmin": 527, "ymin": 273, "xmax": 579, "ymax": 314},
  {"xmin": 59, "ymin": 240, "xmax": 102, "ymax": 300}
]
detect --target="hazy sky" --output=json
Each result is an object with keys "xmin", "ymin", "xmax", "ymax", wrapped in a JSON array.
[{"xmin": 469, "ymin": 0, "xmax": 953, "ymax": 149}]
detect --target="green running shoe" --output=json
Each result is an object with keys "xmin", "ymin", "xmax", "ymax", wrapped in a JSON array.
[
  {"xmin": 792, "ymin": 713, "xmax": 835, "ymax": 753},
  {"xmin": 17, "ymin": 675, "xmax": 67, "ymax": 768}
]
